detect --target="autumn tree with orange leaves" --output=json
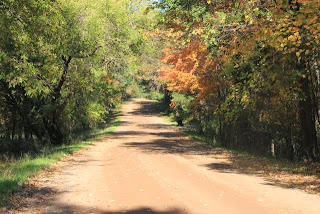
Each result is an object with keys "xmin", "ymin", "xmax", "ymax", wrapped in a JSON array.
[{"xmin": 156, "ymin": 0, "xmax": 320, "ymax": 160}]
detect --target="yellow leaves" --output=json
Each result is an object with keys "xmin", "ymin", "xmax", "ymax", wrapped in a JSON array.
[
  {"xmin": 303, "ymin": 25, "xmax": 309, "ymax": 29},
  {"xmin": 241, "ymin": 92, "xmax": 250, "ymax": 105},
  {"xmin": 207, "ymin": 0, "xmax": 211, "ymax": 4},
  {"xmin": 295, "ymin": 48, "xmax": 312, "ymax": 58},
  {"xmin": 294, "ymin": 19, "xmax": 303, "ymax": 27},
  {"xmin": 288, "ymin": 35, "xmax": 296, "ymax": 42},
  {"xmin": 296, "ymin": 51, "xmax": 301, "ymax": 57},
  {"xmin": 163, "ymin": 29, "xmax": 184, "ymax": 39},
  {"xmin": 192, "ymin": 28, "xmax": 204, "ymax": 35},
  {"xmin": 294, "ymin": 13, "xmax": 307, "ymax": 27},
  {"xmin": 295, "ymin": 49, "xmax": 308, "ymax": 57},
  {"xmin": 144, "ymin": 29, "xmax": 166, "ymax": 37},
  {"xmin": 297, "ymin": 0, "xmax": 310, "ymax": 4},
  {"xmin": 306, "ymin": 16, "xmax": 317, "ymax": 25},
  {"xmin": 261, "ymin": 0, "xmax": 320, "ymax": 58},
  {"xmin": 310, "ymin": 28, "xmax": 319, "ymax": 35}
]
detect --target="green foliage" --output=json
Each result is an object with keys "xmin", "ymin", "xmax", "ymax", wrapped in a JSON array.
[
  {"xmin": 0, "ymin": 0, "xmax": 161, "ymax": 148},
  {"xmin": 146, "ymin": 91, "xmax": 164, "ymax": 100},
  {"xmin": 171, "ymin": 93, "xmax": 194, "ymax": 122}
]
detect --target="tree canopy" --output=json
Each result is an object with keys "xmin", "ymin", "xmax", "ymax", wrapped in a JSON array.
[
  {"xmin": 0, "ymin": 0, "xmax": 161, "ymax": 149},
  {"xmin": 156, "ymin": 0, "xmax": 320, "ymax": 161}
]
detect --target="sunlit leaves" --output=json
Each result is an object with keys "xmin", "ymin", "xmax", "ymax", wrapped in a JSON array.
[
  {"xmin": 0, "ymin": 0, "xmax": 159, "ymax": 144},
  {"xmin": 156, "ymin": 0, "xmax": 320, "ymax": 159}
]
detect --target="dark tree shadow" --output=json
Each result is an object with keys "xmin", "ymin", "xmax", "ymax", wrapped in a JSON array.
[
  {"xmin": 6, "ymin": 185, "xmax": 63, "ymax": 211},
  {"xmin": 128, "ymin": 101, "xmax": 159, "ymax": 116},
  {"xmin": 122, "ymin": 139, "xmax": 225, "ymax": 156},
  {"xmin": 97, "ymin": 128, "xmax": 193, "ymax": 141},
  {"xmin": 8, "ymin": 183, "xmax": 186, "ymax": 214},
  {"xmin": 261, "ymin": 180, "xmax": 320, "ymax": 192},
  {"xmin": 201, "ymin": 163, "xmax": 236, "ymax": 173},
  {"xmin": 138, "ymin": 124, "xmax": 172, "ymax": 130},
  {"xmin": 45, "ymin": 204, "xmax": 185, "ymax": 214}
]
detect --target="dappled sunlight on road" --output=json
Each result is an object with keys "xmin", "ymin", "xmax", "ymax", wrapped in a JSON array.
[{"xmin": 10, "ymin": 99, "xmax": 320, "ymax": 214}]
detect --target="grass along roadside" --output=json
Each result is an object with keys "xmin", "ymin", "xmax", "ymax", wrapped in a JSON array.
[
  {"xmin": 160, "ymin": 113, "xmax": 176, "ymax": 126},
  {"xmin": 0, "ymin": 118, "xmax": 121, "ymax": 207}
]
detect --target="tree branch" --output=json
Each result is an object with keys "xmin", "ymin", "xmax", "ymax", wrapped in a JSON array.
[
  {"xmin": 52, "ymin": 55, "xmax": 72, "ymax": 102},
  {"xmin": 73, "ymin": 46, "xmax": 103, "ymax": 59}
]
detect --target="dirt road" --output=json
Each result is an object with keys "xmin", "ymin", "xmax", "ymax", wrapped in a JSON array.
[{"xmin": 19, "ymin": 99, "xmax": 320, "ymax": 213}]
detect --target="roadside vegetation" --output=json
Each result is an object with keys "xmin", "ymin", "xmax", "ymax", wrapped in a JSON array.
[
  {"xmin": 154, "ymin": 0, "xmax": 320, "ymax": 162},
  {"xmin": 0, "ymin": 0, "xmax": 162, "ymax": 152},
  {"xmin": 0, "ymin": 116, "xmax": 120, "ymax": 206},
  {"xmin": 153, "ymin": 98, "xmax": 320, "ymax": 196},
  {"xmin": 0, "ymin": 0, "xmax": 162, "ymax": 206}
]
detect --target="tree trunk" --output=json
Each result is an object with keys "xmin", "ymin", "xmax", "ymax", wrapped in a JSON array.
[
  {"xmin": 163, "ymin": 85, "xmax": 172, "ymax": 113},
  {"xmin": 285, "ymin": 125, "xmax": 294, "ymax": 160},
  {"xmin": 46, "ymin": 122, "xmax": 64, "ymax": 145},
  {"xmin": 298, "ymin": 74, "xmax": 319, "ymax": 160}
]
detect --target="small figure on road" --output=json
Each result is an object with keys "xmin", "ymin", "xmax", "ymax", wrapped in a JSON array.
[
  {"xmin": 176, "ymin": 116, "xmax": 183, "ymax": 126},
  {"xmin": 175, "ymin": 111, "xmax": 183, "ymax": 126}
]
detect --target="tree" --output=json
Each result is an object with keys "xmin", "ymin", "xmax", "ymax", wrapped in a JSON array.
[
  {"xmin": 0, "ymin": 0, "xmax": 161, "ymax": 147},
  {"xmin": 156, "ymin": 0, "xmax": 320, "ymax": 160}
]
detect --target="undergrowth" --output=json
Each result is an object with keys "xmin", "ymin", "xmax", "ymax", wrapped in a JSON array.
[
  {"xmin": 157, "ymin": 101, "xmax": 320, "ymax": 192},
  {"xmin": 0, "ymin": 117, "xmax": 121, "ymax": 207}
]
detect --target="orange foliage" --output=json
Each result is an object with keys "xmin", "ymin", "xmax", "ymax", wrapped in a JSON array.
[{"xmin": 159, "ymin": 40, "xmax": 222, "ymax": 100}]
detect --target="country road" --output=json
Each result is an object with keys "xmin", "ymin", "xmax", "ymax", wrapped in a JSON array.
[{"xmin": 17, "ymin": 99, "xmax": 320, "ymax": 214}]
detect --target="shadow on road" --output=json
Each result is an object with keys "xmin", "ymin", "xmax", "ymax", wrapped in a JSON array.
[
  {"xmin": 44, "ymin": 204, "xmax": 185, "ymax": 214},
  {"xmin": 9, "ymin": 184, "xmax": 186, "ymax": 213},
  {"xmin": 128, "ymin": 100, "xmax": 159, "ymax": 116},
  {"xmin": 138, "ymin": 123, "xmax": 172, "ymax": 130},
  {"xmin": 8, "ymin": 98, "xmax": 319, "ymax": 213},
  {"xmin": 122, "ymin": 139, "xmax": 217, "ymax": 156},
  {"xmin": 120, "ymin": 100, "xmax": 320, "ymax": 195}
]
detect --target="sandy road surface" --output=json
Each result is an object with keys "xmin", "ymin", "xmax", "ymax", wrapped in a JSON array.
[{"xmin": 17, "ymin": 99, "xmax": 320, "ymax": 213}]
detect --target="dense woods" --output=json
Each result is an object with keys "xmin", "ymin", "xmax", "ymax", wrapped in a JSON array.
[
  {"xmin": 155, "ymin": 0, "xmax": 320, "ymax": 161},
  {"xmin": 1, "ymin": 0, "xmax": 320, "ymax": 162},
  {"xmin": 0, "ymin": 0, "xmax": 160, "ymax": 154}
]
